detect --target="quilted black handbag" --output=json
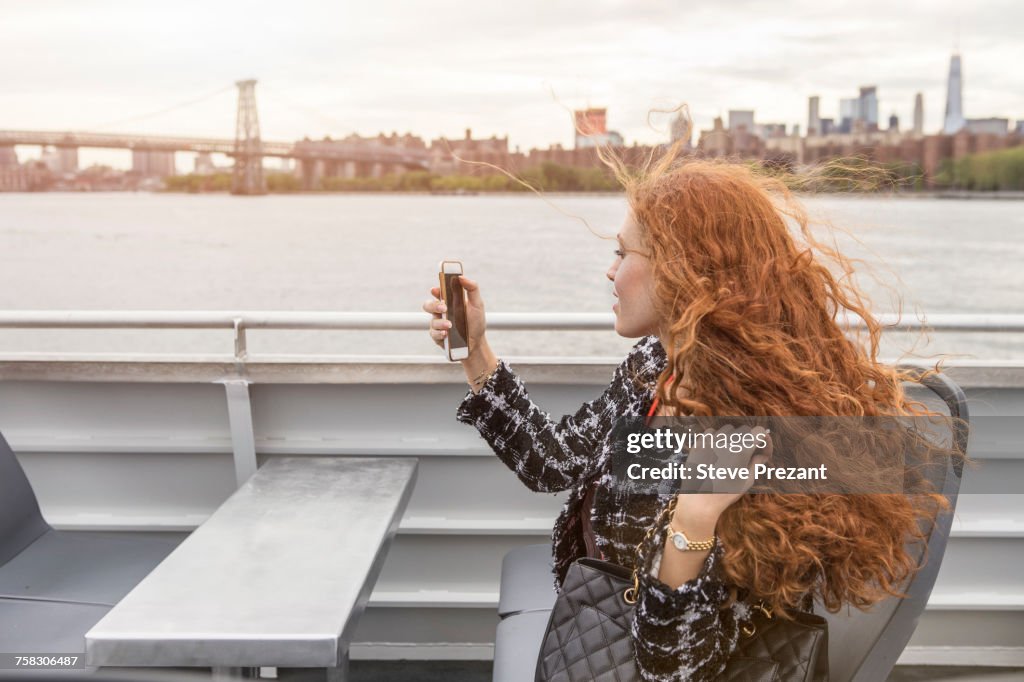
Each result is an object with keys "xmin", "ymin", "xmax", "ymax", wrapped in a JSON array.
[{"xmin": 535, "ymin": 494, "xmax": 829, "ymax": 681}]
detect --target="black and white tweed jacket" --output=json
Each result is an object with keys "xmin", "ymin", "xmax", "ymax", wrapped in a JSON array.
[{"xmin": 456, "ymin": 335, "xmax": 758, "ymax": 681}]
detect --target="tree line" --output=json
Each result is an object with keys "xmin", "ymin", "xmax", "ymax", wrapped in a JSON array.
[
  {"xmin": 163, "ymin": 149, "xmax": 1024, "ymax": 194},
  {"xmin": 163, "ymin": 162, "xmax": 620, "ymax": 193}
]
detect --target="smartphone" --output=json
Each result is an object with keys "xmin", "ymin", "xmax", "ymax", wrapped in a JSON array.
[{"xmin": 438, "ymin": 260, "xmax": 470, "ymax": 361}]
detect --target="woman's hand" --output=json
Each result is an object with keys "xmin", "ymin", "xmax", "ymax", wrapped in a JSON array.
[
  {"xmin": 654, "ymin": 425, "xmax": 771, "ymax": 589},
  {"xmin": 672, "ymin": 425, "xmax": 773, "ymax": 531},
  {"xmin": 423, "ymin": 275, "xmax": 488, "ymax": 353}
]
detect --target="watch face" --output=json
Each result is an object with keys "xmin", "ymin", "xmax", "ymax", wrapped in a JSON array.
[{"xmin": 672, "ymin": 532, "xmax": 689, "ymax": 551}]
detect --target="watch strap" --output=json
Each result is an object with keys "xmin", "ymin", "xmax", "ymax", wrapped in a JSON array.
[{"xmin": 667, "ymin": 523, "xmax": 716, "ymax": 552}]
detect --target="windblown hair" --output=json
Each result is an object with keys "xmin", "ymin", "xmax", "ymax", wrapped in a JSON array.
[{"xmin": 593, "ymin": 111, "xmax": 960, "ymax": 617}]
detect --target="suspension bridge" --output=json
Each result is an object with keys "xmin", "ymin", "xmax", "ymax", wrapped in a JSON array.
[{"xmin": 0, "ymin": 80, "xmax": 432, "ymax": 195}]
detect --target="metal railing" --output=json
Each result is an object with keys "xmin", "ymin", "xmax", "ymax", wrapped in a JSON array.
[
  {"xmin": 1, "ymin": 311, "xmax": 1023, "ymax": 363},
  {"xmin": 2, "ymin": 311, "xmax": 1022, "ymax": 668}
]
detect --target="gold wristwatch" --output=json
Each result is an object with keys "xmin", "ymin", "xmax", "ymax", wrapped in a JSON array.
[{"xmin": 666, "ymin": 523, "xmax": 716, "ymax": 552}]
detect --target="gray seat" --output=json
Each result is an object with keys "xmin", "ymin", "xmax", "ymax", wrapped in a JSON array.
[
  {"xmin": 498, "ymin": 543, "xmax": 557, "ymax": 618},
  {"xmin": 0, "ymin": 529, "xmax": 181, "ymax": 606},
  {"xmin": 0, "ymin": 430, "xmax": 182, "ymax": 653},
  {"xmin": 0, "ymin": 430, "xmax": 49, "ymax": 566},
  {"xmin": 493, "ymin": 610, "xmax": 551, "ymax": 682},
  {"xmin": 0, "ymin": 597, "xmax": 110, "ymax": 652},
  {"xmin": 818, "ymin": 371, "xmax": 968, "ymax": 681},
  {"xmin": 492, "ymin": 372, "xmax": 968, "ymax": 682}
]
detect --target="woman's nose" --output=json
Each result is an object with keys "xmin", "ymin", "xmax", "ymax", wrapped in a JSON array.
[{"xmin": 606, "ymin": 263, "xmax": 617, "ymax": 282}]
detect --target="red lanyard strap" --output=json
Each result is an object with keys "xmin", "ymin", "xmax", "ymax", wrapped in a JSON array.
[{"xmin": 645, "ymin": 374, "xmax": 675, "ymax": 426}]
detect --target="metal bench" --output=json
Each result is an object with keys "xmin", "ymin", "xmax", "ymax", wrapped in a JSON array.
[
  {"xmin": 492, "ymin": 372, "xmax": 968, "ymax": 682},
  {"xmin": 2, "ymin": 430, "xmax": 418, "ymax": 681},
  {"xmin": 84, "ymin": 456, "xmax": 417, "ymax": 680},
  {"xmin": 0, "ymin": 430, "xmax": 182, "ymax": 656}
]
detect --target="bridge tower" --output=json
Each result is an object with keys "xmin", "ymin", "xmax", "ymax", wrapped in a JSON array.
[{"xmin": 232, "ymin": 79, "xmax": 266, "ymax": 195}]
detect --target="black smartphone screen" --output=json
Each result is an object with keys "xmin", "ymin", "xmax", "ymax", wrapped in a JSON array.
[{"xmin": 443, "ymin": 273, "xmax": 469, "ymax": 351}]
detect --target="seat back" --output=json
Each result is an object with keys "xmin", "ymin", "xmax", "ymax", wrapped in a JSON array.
[
  {"xmin": 821, "ymin": 372, "xmax": 968, "ymax": 682},
  {"xmin": 0, "ymin": 430, "xmax": 50, "ymax": 566}
]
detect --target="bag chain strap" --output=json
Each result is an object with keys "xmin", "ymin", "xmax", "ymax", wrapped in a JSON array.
[
  {"xmin": 741, "ymin": 600, "xmax": 774, "ymax": 637},
  {"xmin": 623, "ymin": 495, "xmax": 680, "ymax": 604},
  {"xmin": 618, "ymin": 493, "xmax": 775, "ymax": 638}
]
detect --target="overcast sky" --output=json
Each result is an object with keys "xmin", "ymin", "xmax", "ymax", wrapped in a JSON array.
[{"xmin": 4, "ymin": 0, "xmax": 1022, "ymax": 165}]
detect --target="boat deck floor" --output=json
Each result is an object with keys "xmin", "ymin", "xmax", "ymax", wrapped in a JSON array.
[{"xmin": 289, "ymin": 662, "xmax": 1024, "ymax": 681}]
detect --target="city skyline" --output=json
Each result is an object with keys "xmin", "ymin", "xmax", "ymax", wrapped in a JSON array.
[{"xmin": 4, "ymin": 1, "xmax": 1023, "ymax": 170}]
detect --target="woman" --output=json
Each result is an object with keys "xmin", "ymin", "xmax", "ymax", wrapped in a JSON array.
[{"xmin": 422, "ymin": 149, "xmax": 948, "ymax": 680}]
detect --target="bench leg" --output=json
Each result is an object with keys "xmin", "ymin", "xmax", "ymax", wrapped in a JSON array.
[
  {"xmin": 209, "ymin": 649, "xmax": 347, "ymax": 680},
  {"xmin": 324, "ymin": 646, "xmax": 349, "ymax": 681},
  {"xmin": 212, "ymin": 666, "xmax": 260, "ymax": 679}
]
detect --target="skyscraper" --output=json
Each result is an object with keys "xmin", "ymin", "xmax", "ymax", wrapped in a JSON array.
[
  {"xmin": 808, "ymin": 96, "xmax": 821, "ymax": 136},
  {"xmin": 943, "ymin": 54, "xmax": 965, "ymax": 134},
  {"xmin": 913, "ymin": 93, "xmax": 924, "ymax": 135},
  {"xmin": 728, "ymin": 110, "xmax": 755, "ymax": 133},
  {"xmin": 839, "ymin": 98, "xmax": 859, "ymax": 133},
  {"xmin": 670, "ymin": 111, "xmax": 691, "ymax": 145},
  {"xmin": 858, "ymin": 86, "xmax": 879, "ymax": 128}
]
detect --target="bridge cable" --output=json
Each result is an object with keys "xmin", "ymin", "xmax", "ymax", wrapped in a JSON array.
[
  {"xmin": 258, "ymin": 85, "xmax": 355, "ymax": 139},
  {"xmin": 87, "ymin": 85, "xmax": 236, "ymax": 131}
]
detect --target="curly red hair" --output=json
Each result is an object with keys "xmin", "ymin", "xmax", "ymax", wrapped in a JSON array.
[{"xmin": 597, "ymin": 120, "xmax": 957, "ymax": 617}]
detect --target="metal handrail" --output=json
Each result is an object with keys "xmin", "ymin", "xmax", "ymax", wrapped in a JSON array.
[
  {"xmin": 2, "ymin": 311, "xmax": 1023, "ymax": 331},
  {"xmin": 1, "ymin": 311, "xmax": 1022, "ymax": 362}
]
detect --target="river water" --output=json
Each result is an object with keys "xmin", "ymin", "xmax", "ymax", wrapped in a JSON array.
[{"xmin": 1, "ymin": 192, "xmax": 1022, "ymax": 359}]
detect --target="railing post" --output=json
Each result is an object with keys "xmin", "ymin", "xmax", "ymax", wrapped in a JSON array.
[
  {"xmin": 233, "ymin": 317, "xmax": 248, "ymax": 364},
  {"xmin": 222, "ymin": 380, "xmax": 258, "ymax": 487}
]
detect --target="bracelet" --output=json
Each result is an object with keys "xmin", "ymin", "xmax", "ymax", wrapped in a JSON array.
[
  {"xmin": 470, "ymin": 359, "xmax": 500, "ymax": 389},
  {"xmin": 470, "ymin": 363, "xmax": 494, "ymax": 385}
]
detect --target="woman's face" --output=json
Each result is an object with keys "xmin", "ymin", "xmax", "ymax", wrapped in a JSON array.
[{"xmin": 606, "ymin": 214, "xmax": 660, "ymax": 339}]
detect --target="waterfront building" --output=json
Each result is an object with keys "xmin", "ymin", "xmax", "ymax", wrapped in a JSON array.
[
  {"xmin": 757, "ymin": 123, "xmax": 787, "ymax": 139},
  {"xmin": 839, "ymin": 98, "xmax": 859, "ymax": 133},
  {"xmin": 574, "ymin": 108, "xmax": 607, "ymax": 149},
  {"xmin": 41, "ymin": 146, "xmax": 79, "ymax": 174},
  {"xmin": 965, "ymin": 118, "xmax": 1010, "ymax": 136},
  {"xmin": 913, "ymin": 93, "xmax": 924, "ymax": 136},
  {"xmin": 0, "ymin": 146, "xmax": 17, "ymax": 167},
  {"xmin": 808, "ymin": 96, "xmax": 821, "ymax": 136},
  {"xmin": 670, "ymin": 111, "xmax": 691, "ymax": 146},
  {"xmin": 131, "ymin": 150, "xmax": 176, "ymax": 178},
  {"xmin": 0, "ymin": 160, "xmax": 51, "ymax": 191},
  {"xmin": 697, "ymin": 115, "xmax": 765, "ymax": 159},
  {"xmin": 859, "ymin": 86, "xmax": 879, "ymax": 130},
  {"xmin": 698, "ymin": 116, "xmax": 730, "ymax": 157},
  {"xmin": 944, "ymin": 54, "xmax": 966, "ymax": 134},
  {"xmin": 728, "ymin": 109, "xmax": 755, "ymax": 134},
  {"xmin": 430, "ymin": 128, "xmax": 520, "ymax": 176}
]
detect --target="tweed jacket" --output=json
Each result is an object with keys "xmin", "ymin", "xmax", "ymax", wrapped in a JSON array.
[{"xmin": 456, "ymin": 335, "xmax": 759, "ymax": 681}]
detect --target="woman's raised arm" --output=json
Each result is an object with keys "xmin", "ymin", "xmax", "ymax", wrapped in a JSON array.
[
  {"xmin": 426, "ymin": 277, "xmax": 656, "ymax": 492},
  {"xmin": 455, "ymin": 349, "xmax": 644, "ymax": 493}
]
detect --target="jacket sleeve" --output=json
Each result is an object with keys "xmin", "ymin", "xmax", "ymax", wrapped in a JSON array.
[
  {"xmin": 455, "ymin": 339, "xmax": 651, "ymax": 493},
  {"xmin": 631, "ymin": 539, "xmax": 751, "ymax": 681}
]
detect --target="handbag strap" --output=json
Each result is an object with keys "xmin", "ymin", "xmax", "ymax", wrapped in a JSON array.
[
  {"xmin": 624, "ymin": 495, "xmax": 679, "ymax": 603},
  {"xmin": 580, "ymin": 482, "xmax": 600, "ymax": 559}
]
